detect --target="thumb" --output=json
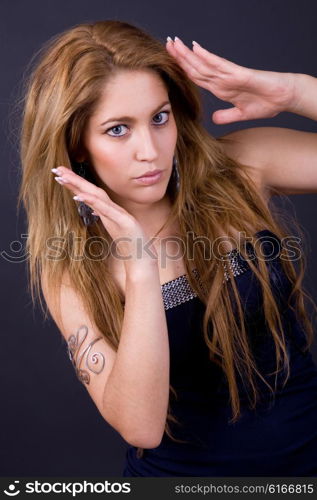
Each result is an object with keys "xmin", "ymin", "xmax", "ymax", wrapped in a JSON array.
[{"xmin": 211, "ymin": 107, "xmax": 243, "ymax": 124}]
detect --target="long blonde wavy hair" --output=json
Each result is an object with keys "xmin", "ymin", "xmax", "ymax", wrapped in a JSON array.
[{"xmin": 18, "ymin": 20, "xmax": 316, "ymax": 444}]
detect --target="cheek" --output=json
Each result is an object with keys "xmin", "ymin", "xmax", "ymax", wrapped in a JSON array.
[
  {"xmin": 91, "ymin": 138, "xmax": 116, "ymax": 161},
  {"xmin": 88, "ymin": 139, "xmax": 126, "ymax": 172}
]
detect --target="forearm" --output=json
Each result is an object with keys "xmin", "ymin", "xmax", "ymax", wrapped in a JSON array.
[
  {"xmin": 102, "ymin": 264, "xmax": 170, "ymax": 448},
  {"xmin": 287, "ymin": 73, "xmax": 317, "ymax": 121}
]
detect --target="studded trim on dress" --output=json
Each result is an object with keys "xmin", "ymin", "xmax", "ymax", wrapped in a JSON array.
[
  {"xmin": 219, "ymin": 248, "xmax": 250, "ymax": 283},
  {"xmin": 161, "ymin": 247, "xmax": 253, "ymax": 311},
  {"xmin": 161, "ymin": 269, "xmax": 200, "ymax": 310}
]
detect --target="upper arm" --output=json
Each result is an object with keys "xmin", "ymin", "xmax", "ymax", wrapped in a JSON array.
[
  {"xmin": 218, "ymin": 128, "xmax": 272, "ymax": 204},
  {"xmin": 219, "ymin": 127, "xmax": 317, "ymax": 196},
  {"xmin": 41, "ymin": 272, "xmax": 118, "ymax": 429}
]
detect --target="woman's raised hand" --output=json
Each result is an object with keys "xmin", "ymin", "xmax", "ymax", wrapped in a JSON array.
[
  {"xmin": 166, "ymin": 37, "xmax": 295, "ymax": 124},
  {"xmin": 52, "ymin": 166, "xmax": 158, "ymax": 274}
]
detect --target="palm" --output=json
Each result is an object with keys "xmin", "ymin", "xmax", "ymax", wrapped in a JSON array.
[{"xmin": 166, "ymin": 38, "xmax": 294, "ymax": 124}]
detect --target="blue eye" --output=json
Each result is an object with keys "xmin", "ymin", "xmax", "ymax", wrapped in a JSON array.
[
  {"xmin": 105, "ymin": 110, "xmax": 170, "ymax": 138},
  {"xmin": 106, "ymin": 124, "xmax": 128, "ymax": 137},
  {"xmin": 152, "ymin": 111, "xmax": 170, "ymax": 124}
]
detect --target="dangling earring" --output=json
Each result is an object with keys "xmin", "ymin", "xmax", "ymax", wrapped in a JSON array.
[
  {"xmin": 171, "ymin": 156, "xmax": 180, "ymax": 192},
  {"xmin": 75, "ymin": 161, "xmax": 100, "ymax": 227}
]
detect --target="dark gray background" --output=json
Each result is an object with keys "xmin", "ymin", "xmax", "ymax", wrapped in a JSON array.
[{"xmin": 1, "ymin": 0, "xmax": 317, "ymax": 477}]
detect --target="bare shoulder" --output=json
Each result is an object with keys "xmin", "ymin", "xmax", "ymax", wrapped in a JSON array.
[{"xmin": 217, "ymin": 128, "xmax": 273, "ymax": 203}]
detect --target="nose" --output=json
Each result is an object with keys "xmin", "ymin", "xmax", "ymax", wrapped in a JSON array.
[{"xmin": 135, "ymin": 127, "xmax": 159, "ymax": 162}]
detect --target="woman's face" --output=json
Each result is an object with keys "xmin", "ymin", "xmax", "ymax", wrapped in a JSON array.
[{"xmin": 83, "ymin": 69, "xmax": 178, "ymax": 210}]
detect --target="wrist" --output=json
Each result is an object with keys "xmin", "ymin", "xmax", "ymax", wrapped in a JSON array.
[
  {"xmin": 284, "ymin": 73, "xmax": 312, "ymax": 115},
  {"xmin": 125, "ymin": 258, "xmax": 159, "ymax": 283}
]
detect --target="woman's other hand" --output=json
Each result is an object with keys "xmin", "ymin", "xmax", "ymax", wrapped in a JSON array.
[
  {"xmin": 166, "ymin": 36, "xmax": 296, "ymax": 125},
  {"xmin": 51, "ymin": 166, "xmax": 158, "ymax": 275}
]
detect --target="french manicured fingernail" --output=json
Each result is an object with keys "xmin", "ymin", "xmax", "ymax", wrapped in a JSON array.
[
  {"xmin": 166, "ymin": 36, "xmax": 173, "ymax": 43},
  {"xmin": 54, "ymin": 176, "xmax": 66, "ymax": 184},
  {"xmin": 51, "ymin": 168, "xmax": 59, "ymax": 174},
  {"xmin": 73, "ymin": 195, "xmax": 84, "ymax": 201},
  {"xmin": 174, "ymin": 36, "xmax": 182, "ymax": 43},
  {"xmin": 192, "ymin": 40, "xmax": 201, "ymax": 47}
]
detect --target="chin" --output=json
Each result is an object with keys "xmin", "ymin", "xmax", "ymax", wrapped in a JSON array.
[{"xmin": 136, "ymin": 185, "xmax": 169, "ymax": 201}]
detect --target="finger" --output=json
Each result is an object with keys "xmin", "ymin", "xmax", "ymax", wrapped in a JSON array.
[
  {"xmin": 54, "ymin": 176, "xmax": 92, "ymax": 201},
  {"xmin": 73, "ymin": 192, "xmax": 122, "ymax": 224},
  {"xmin": 166, "ymin": 41, "xmax": 211, "ymax": 85},
  {"xmin": 211, "ymin": 107, "xmax": 244, "ymax": 125},
  {"xmin": 165, "ymin": 38, "xmax": 177, "ymax": 56},
  {"xmin": 54, "ymin": 176, "xmax": 82, "ymax": 195},
  {"xmin": 52, "ymin": 166, "xmax": 110, "ymax": 200},
  {"xmin": 191, "ymin": 41, "xmax": 233, "ymax": 69},
  {"xmin": 172, "ymin": 37, "xmax": 212, "ymax": 78},
  {"xmin": 172, "ymin": 54, "xmax": 206, "ymax": 81},
  {"xmin": 166, "ymin": 38, "xmax": 197, "ymax": 66},
  {"xmin": 165, "ymin": 40, "xmax": 190, "ymax": 69},
  {"xmin": 52, "ymin": 166, "xmax": 91, "ymax": 189}
]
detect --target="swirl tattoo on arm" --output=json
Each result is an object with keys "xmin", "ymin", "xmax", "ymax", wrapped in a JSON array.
[{"xmin": 66, "ymin": 325, "xmax": 105, "ymax": 385}]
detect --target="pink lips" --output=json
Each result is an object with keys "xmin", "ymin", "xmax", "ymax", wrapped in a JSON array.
[
  {"xmin": 133, "ymin": 170, "xmax": 163, "ymax": 185},
  {"xmin": 135, "ymin": 169, "xmax": 163, "ymax": 179}
]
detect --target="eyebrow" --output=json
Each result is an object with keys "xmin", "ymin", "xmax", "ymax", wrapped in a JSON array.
[{"xmin": 99, "ymin": 100, "xmax": 171, "ymax": 127}]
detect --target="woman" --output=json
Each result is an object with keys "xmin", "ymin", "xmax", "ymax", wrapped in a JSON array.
[{"xmin": 18, "ymin": 20, "xmax": 317, "ymax": 476}]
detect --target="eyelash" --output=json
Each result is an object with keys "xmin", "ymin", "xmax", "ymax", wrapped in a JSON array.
[{"xmin": 105, "ymin": 110, "xmax": 171, "ymax": 138}]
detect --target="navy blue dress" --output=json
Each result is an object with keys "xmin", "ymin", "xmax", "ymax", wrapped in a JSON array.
[{"xmin": 122, "ymin": 230, "xmax": 317, "ymax": 476}]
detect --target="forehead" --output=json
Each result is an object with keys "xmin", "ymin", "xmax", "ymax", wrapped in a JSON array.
[{"xmin": 93, "ymin": 70, "xmax": 168, "ymax": 115}]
